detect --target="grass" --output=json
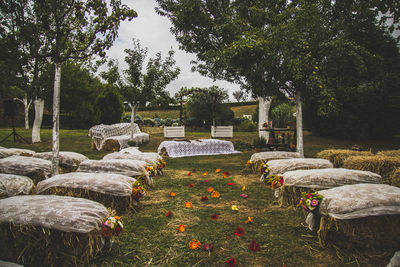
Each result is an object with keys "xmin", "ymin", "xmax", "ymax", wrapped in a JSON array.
[{"xmin": 1, "ymin": 127, "xmax": 400, "ymax": 266}]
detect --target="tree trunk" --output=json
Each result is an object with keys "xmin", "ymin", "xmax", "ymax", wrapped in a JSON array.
[
  {"xmin": 295, "ymin": 90, "xmax": 304, "ymax": 157},
  {"xmin": 16, "ymin": 93, "xmax": 32, "ymax": 129},
  {"xmin": 32, "ymin": 98, "xmax": 44, "ymax": 143},
  {"xmin": 129, "ymin": 102, "xmax": 139, "ymax": 139},
  {"xmin": 258, "ymin": 96, "xmax": 273, "ymax": 141},
  {"xmin": 51, "ymin": 63, "xmax": 62, "ymax": 176}
]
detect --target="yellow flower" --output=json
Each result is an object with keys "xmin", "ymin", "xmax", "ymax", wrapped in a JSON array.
[
  {"xmin": 178, "ymin": 224, "xmax": 185, "ymax": 233},
  {"xmin": 170, "ymin": 192, "xmax": 177, "ymax": 197},
  {"xmin": 189, "ymin": 239, "xmax": 201, "ymax": 250},
  {"xmin": 231, "ymin": 205, "xmax": 238, "ymax": 211},
  {"xmin": 245, "ymin": 217, "xmax": 253, "ymax": 224},
  {"xmin": 215, "ymin": 168, "xmax": 221, "ymax": 173},
  {"xmin": 185, "ymin": 202, "xmax": 193, "ymax": 208},
  {"xmin": 207, "ymin": 187, "xmax": 214, "ymax": 193},
  {"xmin": 241, "ymin": 186, "xmax": 246, "ymax": 191},
  {"xmin": 211, "ymin": 191, "xmax": 220, "ymax": 198}
]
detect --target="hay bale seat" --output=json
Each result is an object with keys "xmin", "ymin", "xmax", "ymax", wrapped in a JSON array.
[
  {"xmin": 0, "ymin": 156, "xmax": 51, "ymax": 184},
  {"xmin": 316, "ymin": 149, "xmax": 373, "ymax": 168},
  {"xmin": 77, "ymin": 159, "xmax": 152, "ymax": 186},
  {"xmin": 249, "ymin": 151, "xmax": 301, "ymax": 170},
  {"xmin": 0, "ymin": 174, "xmax": 35, "ymax": 199},
  {"xmin": 279, "ymin": 168, "xmax": 382, "ymax": 207},
  {"xmin": 0, "ymin": 148, "xmax": 36, "ymax": 159},
  {"xmin": 103, "ymin": 152, "xmax": 162, "ymax": 168},
  {"xmin": 343, "ymin": 155, "xmax": 400, "ymax": 183},
  {"xmin": 267, "ymin": 158, "xmax": 333, "ymax": 175},
  {"xmin": 314, "ymin": 184, "xmax": 400, "ymax": 250},
  {"xmin": 0, "ymin": 195, "xmax": 108, "ymax": 266},
  {"xmin": 37, "ymin": 172, "xmax": 137, "ymax": 214},
  {"xmin": 33, "ymin": 151, "xmax": 88, "ymax": 173},
  {"xmin": 377, "ymin": 150, "xmax": 400, "ymax": 158},
  {"xmin": 391, "ymin": 168, "xmax": 400, "ymax": 187}
]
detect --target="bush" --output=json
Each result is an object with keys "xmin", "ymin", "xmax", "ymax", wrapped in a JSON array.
[
  {"xmin": 253, "ymin": 136, "xmax": 267, "ymax": 148},
  {"xmin": 232, "ymin": 117, "xmax": 248, "ymax": 126},
  {"xmin": 94, "ymin": 85, "xmax": 123, "ymax": 125},
  {"xmin": 237, "ymin": 120, "xmax": 257, "ymax": 132},
  {"xmin": 317, "ymin": 149, "xmax": 373, "ymax": 168},
  {"xmin": 143, "ymin": 118, "xmax": 155, "ymax": 127},
  {"xmin": 270, "ymin": 103, "xmax": 294, "ymax": 128}
]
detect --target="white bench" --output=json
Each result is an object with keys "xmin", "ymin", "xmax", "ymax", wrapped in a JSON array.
[
  {"xmin": 164, "ymin": 126, "xmax": 185, "ymax": 138},
  {"xmin": 211, "ymin": 126, "xmax": 233, "ymax": 138}
]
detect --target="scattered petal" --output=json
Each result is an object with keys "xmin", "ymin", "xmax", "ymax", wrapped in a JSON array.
[
  {"xmin": 178, "ymin": 224, "xmax": 185, "ymax": 233},
  {"xmin": 215, "ymin": 169, "xmax": 221, "ymax": 173},
  {"xmin": 223, "ymin": 174, "xmax": 228, "ymax": 179},
  {"xmin": 226, "ymin": 257, "xmax": 237, "ymax": 266},
  {"xmin": 185, "ymin": 202, "xmax": 193, "ymax": 208},
  {"xmin": 189, "ymin": 239, "xmax": 201, "ymax": 250},
  {"xmin": 169, "ymin": 192, "xmax": 177, "ymax": 197},
  {"xmin": 231, "ymin": 205, "xmax": 238, "ymax": 211},
  {"xmin": 210, "ymin": 214, "xmax": 219, "ymax": 220},
  {"xmin": 202, "ymin": 243, "xmax": 214, "ymax": 252},
  {"xmin": 187, "ymin": 172, "xmax": 192, "ymax": 176},
  {"xmin": 223, "ymin": 171, "xmax": 230, "ymax": 176},
  {"xmin": 227, "ymin": 182, "xmax": 235, "ymax": 186},
  {"xmin": 207, "ymin": 187, "xmax": 214, "ymax": 193},
  {"xmin": 203, "ymin": 171, "xmax": 209, "ymax": 176},
  {"xmin": 241, "ymin": 186, "xmax": 246, "ymax": 191},
  {"xmin": 188, "ymin": 183, "xmax": 194, "ymax": 188},
  {"xmin": 201, "ymin": 196, "xmax": 208, "ymax": 202},
  {"xmin": 204, "ymin": 179, "xmax": 209, "ymax": 183},
  {"xmin": 234, "ymin": 226, "xmax": 245, "ymax": 237},
  {"xmin": 211, "ymin": 191, "xmax": 220, "ymax": 198},
  {"xmin": 165, "ymin": 211, "xmax": 173, "ymax": 217},
  {"xmin": 249, "ymin": 240, "xmax": 261, "ymax": 251},
  {"xmin": 240, "ymin": 194, "xmax": 248, "ymax": 199},
  {"xmin": 245, "ymin": 217, "xmax": 253, "ymax": 224}
]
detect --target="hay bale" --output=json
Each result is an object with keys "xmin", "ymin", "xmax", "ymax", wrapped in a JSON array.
[
  {"xmin": 0, "ymin": 174, "xmax": 35, "ymax": 198},
  {"xmin": 33, "ymin": 151, "xmax": 88, "ymax": 173},
  {"xmin": 103, "ymin": 152, "xmax": 158, "ymax": 166},
  {"xmin": 249, "ymin": 151, "xmax": 301, "ymax": 170},
  {"xmin": 0, "ymin": 195, "xmax": 108, "ymax": 266},
  {"xmin": 0, "ymin": 156, "xmax": 51, "ymax": 184},
  {"xmin": 316, "ymin": 184, "xmax": 400, "ymax": 249},
  {"xmin": 37, "ymin": 172, "xmax": 137, "ymax": 214},
  {"xmin": 279, "ymin": 168, "xmax": 381, "ymax": 207},
  {"xmin": 391, "ymin": 168, "xmax": 400, "ymax": 187},
  {"xmin": 343, "ymin": 155, "xmax": 400, "ymax": 182},
  {"xmin": 317, "ymin": 149, "xmax": 373, "ymax": 168},
  {"xmin": 102, "ymin": 139, "xmax": 120, "ymax": 151},
  {"xmin": 0, "ymin": 148, "xmax": 36, "ymax": 159},
  {"xmin": 377, "ymin": 150, "xmax": 400, "ymax": 158},
  {"xmin": 267, "ymin": 158, "xmax": 333, "ymax": 175},
  {"xmin": 77, "ymin": 159, "xmax": 152, "ymax": 186}
]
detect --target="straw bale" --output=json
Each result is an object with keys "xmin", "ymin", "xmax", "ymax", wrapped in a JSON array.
[
  {"xmin": 37, "ymin": 172, "xmax": 137, "ymax": 214},
  {"xmin": 377, "ymin": 150, "xmax": 400, "ymax": 158},
  {"xmin": 103, "ymin": 152, "xmax": 159, "ymax": 166},
  {"xmin": 0, "ymin": 195, "xmax": 108, "ymax": 266},
  {"xmin": 102, "ymin": 139, "xmax": 121, "ymax": 151},
  {"xmin": 317, "ymin": 149, "xmax": 373, "ymax": 168},
  {"xmin": 391, "ymin": 168, "xmax": 400, "ymax": 187},
  {"xmin": 343, "ymin": 155, "xmax": 400, "ymax": 182},
  {"xmin": 0, "ymin": 156, "xmax": 51, "ymax": 184},
  {"xmin": 33, "ymin": 151, "xmax": 88, "ymax": 173},
  {"xmin": 279, "ymin": 185, "xmax": 315, "ymax": 207},
  {"xmin": 267, "ymin": 158, "xmax": 333, "ymax": 175},
  {"xmin": 0, "ymin": 148, "xmax": 36, "ymax": 159},
  {"xmin": 0, "ymin": 174, "xmax": 35, "ymax": 198},
  {"xmin": 249, "ymin": 151, "xmax": 301, "ymax": 170}
]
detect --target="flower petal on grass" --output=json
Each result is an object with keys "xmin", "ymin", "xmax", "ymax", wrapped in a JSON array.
[
  {"xmin": 210, "ymin": 214, "xmax": 219, "ymax": 219},
  {"xmin": 231, "ymin": 205, "xmax": 238, "ymax": 211},
  {"xmin": 245, "ymin": 217, "xmax": 253, "ymax": 224},
  {"xmin": 207, "ymin": 187, "xmax": 214, "ymax": 193},
  {"xmin": 185, "ymin": 202, "xmax": 193, "ymax": 208},
  {"xmin": 201, "ymin": 196, "xmax": 208, "ymax": 202},
  {"xmin": 215, "ymin": 169, "xmax": 221, "ymax": 173},
  {"xmin": 203, "ymin": 171, "xmax": 209, "ymax": 176},
  {"xmin": 169, "ymin": 192, "xmax": 177, "ymax": 197},
  {"xmin": 178, "ymin": 224, "xmax": 185, "ymax": 233},
  {"xmin": 234, "ymin": 226, "xmax": 245, "ymax": 237},
  {"xmin": 188, "ymin": 183, "xmax": 194, "ymax": 188},
  {"xmin": 189, "ymin": 239, "xmax": 201, "ymax": 250},
  {"xmin": 227, "ymin": 182, "xmax": 235, "ymax": 186},
  {"xmin": 240, "ymin": 194, "xmax": 248, "ymax": 199},
  {"xmin": 165, "ymin": 211, "xmax": 173, "ymax": 217},
  {"xmin": 211, "ymin": 191, "xmax": 220, "ymax": 198},
  {"xmin": 241, "ymin": 186, "xmax": 246, "ymax": 191},
  {"xmin": 249, "ymin": 240, "xmax": 261, "ymax": 251},
  {"xmin": 226, "ymin": 257, "xmax": 237, "ymax": 266}
]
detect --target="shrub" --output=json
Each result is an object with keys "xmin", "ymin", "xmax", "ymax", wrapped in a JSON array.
[
  {"xmin": 143, "ymin": 118, "xmax": 155, "ymax": 127},
  {"xmin": 127, "ymin": 140, "xmax": 137, "ymax": 147},
  {"xmin": 317, "ymin": 149, "xmax": 373, "ymax": 168},
  {"xmin": 253, "ymin": 136, "xmax": 267, "ymax": 148},
  {"xmin": 94, "ymin": 85, "xmax": 123, "ymax": 125},
  {"xmin": 270, "ymin": 103, "xmax": 294, "ymax": 128},
  {"xmin": 237, "ymin": 120, "xmax": 257, "ymax": 132}
]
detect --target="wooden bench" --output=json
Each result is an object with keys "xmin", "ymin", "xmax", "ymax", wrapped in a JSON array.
[
  {"xmin": 164, "ymin": 126, "xmax": 185, "ymax": 138},
  {"xmin": 211, "ymin": 126, "xmax": 233, "ymax": 138}
]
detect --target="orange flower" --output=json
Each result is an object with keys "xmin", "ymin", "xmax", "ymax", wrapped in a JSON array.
[
  {"xmin": 114, "ymin": 216, "xmax": 120, "ymax": 220},
  {"xmin": 203, "ymin": 171, "xmax": 209, "ymax": 176},
  {"xmin": 223, "ymin": 174, "xmax": 228, "ymax": 179},
  {"xmin": 245, "ymin": 217, "xmax": 253, "ymax": 224},
  {"xmin": 178, "ymin": 224, "xmax": 185, "ymax": 233},
  {"xmin": 170, "ymin": 192, "xmax": 177, "ymax": 197},
  {"xmin": 242, "ymin": 186, "xmax": 246, "ymax": 191},
  {"xmin": 187, "ymin": 171, "xmax": 192, "ymax": 176},
  {"xmin": 185, "ymin": 202, "xmax": 193, "ymax": 208},
  {"xmin": 215, "ymin": 168, "xmax": 221, "ymax": 173},
  {"xmin": 189, "ymin": 239, "xmax": 201, "ymax": 250},
  {"xmin": 207, "ymin": 187, "xmax": 214, "ymax": 193},
  {"xmin": 211, "ymin": 191, "xmax": 220, "ymax": 198}
]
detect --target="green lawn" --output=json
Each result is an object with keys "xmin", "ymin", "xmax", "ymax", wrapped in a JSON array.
[{"xmin": 1, "ymin": 128, "xmax": 399, "ymax": 266}]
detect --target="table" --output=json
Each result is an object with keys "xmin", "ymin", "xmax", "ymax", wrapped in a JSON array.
[{"xmin": 157, "ymin": 139, "xmax": 240, "ymax": 158}]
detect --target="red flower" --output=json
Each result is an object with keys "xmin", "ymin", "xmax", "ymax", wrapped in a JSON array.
[
  {"xmin": 204, "ymin": 179, "xmax": 209, "ymax": 183},
  {"xmin": 202, "ymin": 243, "xmax": 214, "ymax": 251},
  {"xmin": 306, "ymin": 193, "xmax": 313, "ymax": 199},
  {"xmin": 240, "ymin": 194, "xmax": 248, "ymax": 199},
  {"xmin": 280, "ymin": 176, "xmax": 284, "ymax": 185},
  {"xmin": 234, "ymin": 226, "xmax": 245, "ymax": 237},
  {"xmin": 165, "ymin": 211, "xmax": 173, "ymax": 217},
  {"xmin": 223, "ymin": 171, "xmax": 230, "ymax": 176},
  {"xmin": 188, "ymin": 183, "xmax": 194, "ymax": 188},
  {"xmin": 101, "ymin": 226, "xmax": 112, "ymax": 237},
  {"xmin": 210, "ymin": 214, "xmax": 219, "ymax": 220},
  {"xmin": 201, "ymin": 196, "xmax": 208, "ymax": 202},
  {"xmin": 115, "ymin": 226, "xmax": 122, "ymax": 236},
  {"xmin": 226, "ymin": 257, "xmax": 237, "ymax": 266},
  {"xmin": 249, "ymin": 240, "xmax": 261, "ymax": 251},
  {"xmin": 187, "ymin": 172, "xmax": 192, "ymax": 176},
  {"xmin": 227, "ymin": 182, "xmax": 235, "ymax": 186}
]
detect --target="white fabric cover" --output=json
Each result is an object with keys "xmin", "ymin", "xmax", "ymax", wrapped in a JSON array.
[
  {"xmin": 0, "ymin": 195, "xmax": 108, "ymax": 233},
  {"xmin": 119, "ymin": 147, "xmax": 142, "ymax": 155},
  {"xmin": 37, "ymin": 172, "xmax": 136, "ymax": 196},
  {"xmin": 250, "ymin": 151, "xmax": 301, "ymax": 163},
  {"xmin": 0, "ymin": 260, "xmax": 23, "ymax": 267},
  {"xmin": 283, "ymin": 168, "xmax": 382, "ymax": 189},
  {"xmin": 0, "ymin": 155, "xmax": 51, "ymax": 179},
  {"xmin": 318, "ymin": 184, "xmax": 400, "ymax": 220},
  {"xmin": 267, "ymin": 158, "xmax": 333, "ymax": 175},
  {"xmin": 33, "ymin": 151, "xmax": 88, "ymax": 169},
  {"xmin": 0, "ymin": 148, "xmax": 36, "ymax": 159},
  {"xmin": 0, "ymin": 174, "xmax": 34, "ymax": 197},
  {"xmin": 103, "ymin": 133, "xmax": 149, "ymax": 150},
  {"xmin": 157, "ymin": 139, "xmax": 240, "ymax": 158},
  {"xmin": 103, "ymin": 152, "xmax": 159, "ymax": 166},
  {"xmin": 387, "ymin": 251, "xmax": 400, "ymax": 267}
]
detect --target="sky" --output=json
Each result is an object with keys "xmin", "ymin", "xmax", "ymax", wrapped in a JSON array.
[{"xmin": 102, "ymin": 0, "xmax": 242, "ymax": 101}]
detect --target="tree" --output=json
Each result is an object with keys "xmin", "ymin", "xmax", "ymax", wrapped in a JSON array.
[
  {"xmin": 174, "ymin": 87, "xmax": 193, "ymax": 122},
  {"xmin": 94, "ymin": 85, "xmax": 123, "ymax": 125},
  {"xmin": 232, "ymin": 90, "xmax": 245, "ymax": 103},
  {"xmin": 121, "ymin": 39, "xmax": 180, "ymax": 139}
]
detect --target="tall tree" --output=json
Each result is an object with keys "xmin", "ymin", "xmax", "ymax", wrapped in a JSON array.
[
  {"xmin": 232, "ymin": 90, "xmax": 245, "ymax": 103},
  {"xmin": 174, "ymin": 87, "xmax": 193, "ymax": 122}
]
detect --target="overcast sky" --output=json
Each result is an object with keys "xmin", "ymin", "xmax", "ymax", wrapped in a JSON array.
[{"xmin": 102, "ymin": 0, "xmax": 241, "ymax": 101}]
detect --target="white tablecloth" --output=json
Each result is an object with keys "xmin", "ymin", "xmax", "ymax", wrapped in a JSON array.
[{"xmin": 157, "ymin": 139, "xmax": 240, "ymax": 158}]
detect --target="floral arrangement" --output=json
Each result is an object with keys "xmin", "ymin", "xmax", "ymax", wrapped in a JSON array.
[
  {"xmin": 131, "ymin": 180, "xmax": 146, "ymax": 201},
  {"xmin": 298, "ymin": 192, "xmax": 323, "ymax": 212},
  {"xmin": 246, "ymin": 160, "xmax": 255, "ymax": 169},
  {"xmin": 189, "ymin": 239, "xmax": 201, "ymax": 250},
  {"xmin": 259, "ymin": 163, "xmax": 270, "ymax": 180},
  {"xmin": 266, "ymin": 174, "xmax": 284, "ymax": 189},
  {"xmin": 158, "ymin": 159, "xmax": 166, "ymax": 169},
  {"xmin": 262, "ymin": 121, "xmax": 272, "ymax": 129},
  {"xmin": 146, "ymin": 165, "xmax": 157, "ymax": 176},
  {"xmin": 101, "ymin": 215, "xmax": 123, "ymax": 237}
]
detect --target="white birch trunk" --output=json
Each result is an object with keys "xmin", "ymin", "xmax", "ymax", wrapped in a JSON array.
[
  {"xmin": 15, "ymin": 93, "xmax": 32, "ymax": 129},
  {"xmin": 129, "ymin": 102, "xmax": 139, "ymax": 139},
  {"xmin": 51, "ymin": 63, "xmax": 62, "ymax": 176},
  {"xmin": 295, "ymin": 90, "xmax": 304, "ymax": 157},
  {"xmin": 32, "ymin": 98, "xmax": 44, "ymax": 143},
  {"xmin": 258, "ymin": 96, "xmax": 273, "ymax": 141}
]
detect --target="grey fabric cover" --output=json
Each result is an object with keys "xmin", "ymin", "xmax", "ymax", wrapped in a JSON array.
[
  {"xmin": 267, "ymin": 158, "xmax": 333, "ymax": 175},
  {"xmin": 283, "ymin": 168, "xmax": 382, "ymax": 189},
  {"xmin": 0, "ymin": 174, "xmax": 34, "ymax": 197},
  {"xmin": 0, "ymin": 156, "xmax": 51, "ymax": 178},
  {"xmin": 250, "ymin": 151, "xmax": 301, "ymax": 163},
  {"xmin": 0, "ymin": 195, "xmax": 108, "ymax": 233},
  {"xmin": 37, "ymin": 172, "xmax": 136, "ymax": 196},
  {"xmin": 318, "ymin": 184, "xmax": 400, "ymax": 219},
  {"xmin": 0, "ymin": 148, "xmax": 36, "ymax": 159},
  {"xmin": 33, "ymin": 151, "xmax": 88, "ymax": 169},
  {"xmin": 103, "ymin": 152, "xmax": 160, "ymax": 166}
]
